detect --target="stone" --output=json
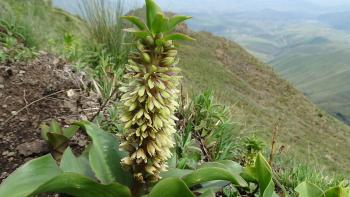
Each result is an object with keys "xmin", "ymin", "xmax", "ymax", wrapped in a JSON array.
[
  {"xmin": 2, "ymin": 151, "xmax": 9, "ymax": 156},
  {"xmin": 66, "ymin": 89, "xmax": 76, "ymax": 98},
  {"xmin": 16, "ymin": 140, "xmax": 49, "ymax": 156},
  {"xmin": 53, "ymin": 58, "xmax": 60, "ymax": 66},
  {"xmin": 78, "ymin": 139, "xmax": 87, "ymax": 147}
]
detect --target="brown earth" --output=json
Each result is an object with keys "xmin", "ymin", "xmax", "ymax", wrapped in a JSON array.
[{"xmin": 0, "ymin": 53, "xmax": 99, "ymax": 182}]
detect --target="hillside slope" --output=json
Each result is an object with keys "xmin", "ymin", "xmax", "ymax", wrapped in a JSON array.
[
  {"xmin": 179, "ymin": 31, "xmax": 350, "ymax": 174},
  {"xmin": 271, "ymin": 44, "xmax": 350, "ymax": 125},
  {"xmin": 185, "ymin": 9, "xmax": 350, "ymax": 127}
]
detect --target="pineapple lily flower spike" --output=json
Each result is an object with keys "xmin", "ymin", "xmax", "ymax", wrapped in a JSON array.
[{"xmin": 119, "ymin": 0, "xmax": 194, "ymax": 183}]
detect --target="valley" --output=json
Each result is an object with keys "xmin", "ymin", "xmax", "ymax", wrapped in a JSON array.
[{"xmin": 181, "ymin": 5, "xmax": 350, "ymax": 125}]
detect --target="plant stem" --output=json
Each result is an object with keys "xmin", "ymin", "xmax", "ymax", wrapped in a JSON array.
[
  {"xmin": 269, "ymin": 120, "xmax": 280, "ymax": 166},
  {"xmin": 131, "ymin": 180, "xmax": 144, "ymax": 197},
  {"xmin": 89, "ymin": 87, "xmax": 118, "ymax": 122},
  {"xmin": 194, "ymin": 131, "xmax": 212, "ymax": 162}
]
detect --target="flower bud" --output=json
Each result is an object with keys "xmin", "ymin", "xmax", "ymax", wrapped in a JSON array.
[
  {"xmin": 150, "ymin": 64, "xmax": 158, "ymax": 73},
  {"xmin": 164, "ymin": 40, "xmax": 173, "ymax": 48},
  {"xmin": 137, "ymin": 41, "xmax": 145, "ymax": 52},
  {"xmin": 142, "ymin": 53, "xmax": 151, "ymax": 63},
  {"xmin": 166, "ymin": 49, "xmax": 177, "ymax": 57},
  {"xmin": 162, "ymin": 57, "xmax": 175, "ymax": 66},
  {"xmin": 145, "ymin": 36, "xmax": 154, "ymax": 46},
  {"xmin": 155, "ymin": 46, "xmax": 163, "ymax": 54}
]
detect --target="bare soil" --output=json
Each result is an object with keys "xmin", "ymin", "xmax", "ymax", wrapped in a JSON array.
[{"xmin": 0, "ymin": 53, "xmax": 99, "ymax": 182}]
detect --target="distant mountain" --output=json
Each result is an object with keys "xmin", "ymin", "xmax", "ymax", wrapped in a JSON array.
[
  {"xmin": 154, "ymin": 0, "xmax": 320, "ymax": 13},
  {"xmin": 174, "ymin": 3, "xmax": 350, "ymax": 127},
  {"xmin": 318, "ymin": 11, "xmax": 350, "ymax": 31},
  {"xmin": 53, "ymin": 0, "xmax": 328, "ymax": 15}
]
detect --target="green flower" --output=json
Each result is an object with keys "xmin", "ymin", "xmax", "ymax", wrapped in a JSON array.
[{"xmin": 119, "ymin": 0, "xmax": 193, "ymax": 182}]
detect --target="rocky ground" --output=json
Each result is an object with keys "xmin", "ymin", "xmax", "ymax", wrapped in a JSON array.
[{"xmin": 0, "ymin": 53, "xmax": 100, "ymax": 182}]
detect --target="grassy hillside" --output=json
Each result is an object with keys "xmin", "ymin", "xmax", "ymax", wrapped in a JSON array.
[
  {"xmin": 3, "ymin": 0, "xmax": 350, "ymax": 175},
  {"xmin": 0, "ymin": 0, "xmax": 85, "ymax": 50},
  {"xmin": 271, "ymin": 43, "xmax": 350, "ymax": 125},
  {"xmin": 186, "ymin": 10, "xmax": 350, "ymax": 127},
  {"xmin": 179, "ymin": 31, "xmax": 350, "ymax": 174}
]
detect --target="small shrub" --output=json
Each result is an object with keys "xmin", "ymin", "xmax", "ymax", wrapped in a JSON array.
[
  {"xmin": 276, "ymin": 162, "xmax": 345, "ymax": 196},
  {"xmin": 0, "ymin": 18, "xmax": 37, "ymax": 63}
]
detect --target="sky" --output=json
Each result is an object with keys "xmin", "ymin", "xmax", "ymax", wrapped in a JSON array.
[
  {"xmin": 134, "ymin": 0, "xmax": 350, "ymax": 13},
  {"xmin": 309, "ymin": 0, "xmax": 350, "ymax": 6},
  {"xmin": 53, "ymin": 0, "xmax": 350, "ymax": 16}
]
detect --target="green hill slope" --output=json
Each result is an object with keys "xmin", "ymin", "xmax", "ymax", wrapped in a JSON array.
[
  {"xmin": 179, "ymin": 31, "xmax": 350, "ymax": 174},
  {"xmin": 271, "ymin": 43, "xmax": 350, "ymax": 125},
  {"xmin": 186, "ymin": 11, "xmax": 350, "ymax": 127}
]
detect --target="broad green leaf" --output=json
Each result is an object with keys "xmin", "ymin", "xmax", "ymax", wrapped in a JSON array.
[
  {"xmin": 167, "ymin": 153, "xmax": 177, "ymax": 168},
  {"xmin": 182, "ymin": 167, "xmax": 248, "ymax": 188},
  {"xmin": 324, "ymin": 186, "xmax": 348, "ymax": 197},
  {"xmin": 0, "ymin": 155, "xmax": 61, "ymax": 197},
  {"xmin": 31, "ymin": 173, "xmax": 131, "ymax": 197},
  {"xmin": 50, "ymin": 120, "xmax": 62, "ymax": 133},
  {"xmin": 145, "ymin": 0, "xmax": 161, "ymax": 29},
  {"xmin": 62, "ymin": 125, "xmax": 80, "ymax": 138},
  {"xmin": 240, "ymin": 169, "xmax": 256, "ymax": 183},
  {"xmin": 200, "ymin": 189, "xmax": 216, "ymax": 197},
  {"xmin": 76, "ymin": 121, "xmax": 132, "ymax": 186},
  {"xmin": 167, "ymin": 15, "xmax": 192, "ymax": 32},
  {"xmin": 60, "ymin": 147, "xmax": 94, "ymax": 178},
  {"xmin": 197, "ymin": 161, "xmax": 246, "ymax": 187},
  {"xmin": 197, "ymin": 180, "xmax": 230, "ymax": 194},
  {"xmin": 47, "ymin": 132, "xmax": 69, "ymax": 160},
  {"xmin": 148, "ymin": 177, "xmax": 195, "ymax": 197},
  {"xmin": 198, "ymin": 162, "xmax": 228, "ymax": 169},
  {"xmin": 160, "ymin": 168, "xmax": 193, "ymax": 179},
  {"xmin": 151, "ymin": 13, "xmax": 166, "ymax": 34},
  {"xmin": 216, "ymin": 160, "xmax": 243, "ymax": 174},
  {"xmin": 40, "ymin": 123, "xmax": 50, "ymax": 140},
  {"xmin": 163, "ymin": 33, "xmax": 195, "ymax": 42},
  {"xmin": 122, "ymin": 16, "xmax": 147, "ymax": 30},
  {"xmin": 77, "ymin": 146, "xmax": 96, "ymax": 179},
  {"xmin": 123, "ymin": 28, "xmax": 150, "ymax": 39},
  {"xmin": 246, "ymin": 153, "xmax": 275, "ymax": 197},
  {"xmin": 198, "ymin": 161, "xmax": 242, "ymax": 175},
  {"xmin": 295, "ymin": 182, "xmax": 324, "ymax": 197}
]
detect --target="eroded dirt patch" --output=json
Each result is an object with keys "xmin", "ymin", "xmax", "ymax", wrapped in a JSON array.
[{"xmin": 0, "ymin": 53, "xmax": 99, "ymax": 181}]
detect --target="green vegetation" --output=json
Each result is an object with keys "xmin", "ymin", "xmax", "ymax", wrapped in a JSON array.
[
  {"xmin": 271, "ymin": 45, "xmax": 350, "ymax": 125},
  {"xmin": 187, "ymin": 11, "xmax": 350, "ymax": 126},
  {"xmin": 0, "ymin": 121, "xmax": 348, "ymax": 196},
  {"xmin": 0, "ymin": 0, "xmax": 350, "ymax": 196},
  {"xmin": 80, "ymin": 0, "xmax": 129, "ymax": 69},
  {"xmin": 0, "ymin": 19, "xmax": 36, "ymax": 63},
  {"xmin": 179, "ymin": 30, "xmax": 350, "ymax": 174}
]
